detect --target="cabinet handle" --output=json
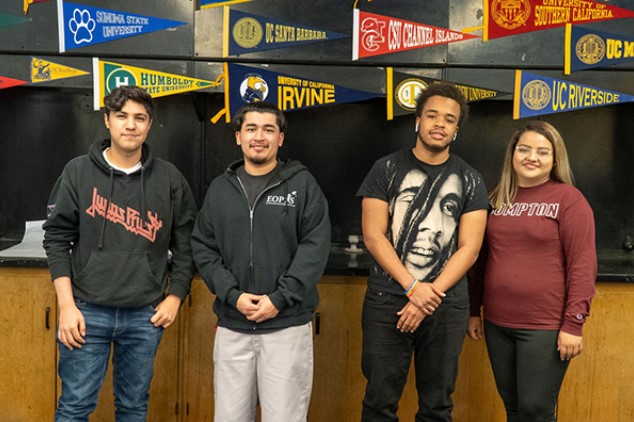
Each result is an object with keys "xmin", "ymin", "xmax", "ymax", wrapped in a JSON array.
[
  {"xmin": 45, "ymin": 306, "xmax": 51, "ymax": 330},
  {"xmin": 315, "ymin": 312, "xmax": 321, "ymax": 336}
]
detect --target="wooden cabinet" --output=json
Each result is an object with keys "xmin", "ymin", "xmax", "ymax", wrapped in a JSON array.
[
  {"xmin": 0, "ymin": 268, "xmax": 57, "ymax": 421},
  {"xmin": 2, "ymin": 267, "xmax": 633, "ymax": 422}
]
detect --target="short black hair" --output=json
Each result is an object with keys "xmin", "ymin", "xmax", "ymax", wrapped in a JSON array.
[
  {"xmin": 104, "ymin": 86, "xmax": 154, "ymax": 119},
  {"xmin": 415, "ymin": 81, "xmax": 469, "ymax": 125},
  {"xmin": 233, "ymin": 102, "xmax": 287, "ymax": 133}
]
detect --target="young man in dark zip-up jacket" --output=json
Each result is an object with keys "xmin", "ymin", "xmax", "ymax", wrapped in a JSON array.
[
  {"xmin": 191, "ymin": 102, "xmax": 330, "ymax": 422},
  {"xmin": 43, "ymin": 86, "xmax": 196, "ymax": 421}
]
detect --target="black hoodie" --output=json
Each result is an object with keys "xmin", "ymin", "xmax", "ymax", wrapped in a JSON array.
[
  {"xmin": 191, "ymin": 159, "xmax": 331, "ymax": 331},
  {"xmin": 43, "ymin": 139, "xmax": 196, "ymax": 308}
]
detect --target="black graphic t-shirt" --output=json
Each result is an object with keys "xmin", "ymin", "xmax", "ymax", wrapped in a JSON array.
[{"xmin": 357, "ymin": 148, "xmax": 488, "ymax": 301}]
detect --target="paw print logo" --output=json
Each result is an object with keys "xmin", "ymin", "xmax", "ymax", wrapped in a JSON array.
[{"xmin": 69, "ymin": 8, "xmax": 96, "ymax": 45}]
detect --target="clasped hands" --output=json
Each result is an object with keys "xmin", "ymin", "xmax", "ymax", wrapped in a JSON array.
[
  {"xmin": 236, "ymin": 293, "xmax": 279, "ymax": 323},
  {"xmin": 396, "ymin": 283, "xmax": 445, "ymax": 333}
]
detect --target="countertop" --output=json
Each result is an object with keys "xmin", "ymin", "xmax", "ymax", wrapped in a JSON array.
[{"xmin": 1, "ymin": 243, "xmax": 633, "ymax": 282}]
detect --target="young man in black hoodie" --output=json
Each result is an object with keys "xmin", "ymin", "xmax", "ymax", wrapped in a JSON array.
[
  {"xmin": 191, "ymin": 102, "xmax": 331, "ymax": 422},
  {"xmin": 43, "ymin": 86, "xmax": 196, "ymax": 421}
]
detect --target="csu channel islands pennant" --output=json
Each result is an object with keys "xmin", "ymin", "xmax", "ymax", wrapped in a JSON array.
[
  {"xmin": 565, "ymin": 24, "xmax": 634, "ymax": 74},
  {"xmin": 57, "ymin": 0, "xmax": 186, "ymax": 52},
  {"xmin": 513, "ymin": 70, "xmax": 634, "ymax": 119},
  {"xmin": 484, "ymin": 0, "xmax": 634, "ymax": 42},
  {"xmin": 353, "ymin": 9, "xmax": 478, "ymax": 60}
]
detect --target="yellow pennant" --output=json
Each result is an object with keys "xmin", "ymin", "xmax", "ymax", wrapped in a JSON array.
[{"xmin": 31, "ymin": 57, "xmax": 89, "ymax": 83}]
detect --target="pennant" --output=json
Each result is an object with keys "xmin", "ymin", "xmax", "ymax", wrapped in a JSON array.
[
  {"xmin": 0, "ymin": 76, "xmax": 29, "ymax": 90},
  {"xmin": 565, "ymin": 24, "xmax": 634, "ymax": 75},
  {"xmin": 57, "ymin": 0, "xmax": 186, "ymax": 53},
  {"xmin": 352, "ymin": 9, "xmax": 478, "ymax": 60},
  {"xmin": 223, "ymin": 8, "xmax": 349, "ymax": 57},
  {"xmin": 31, "ymin": 57, "xmax": 89, "ymax": 83},
  {"xmin": 24, "ymin": 0, "xmax": 50, "ymax": 14},
  {"xmin": 513, "ymin": 70, "xmax": 634, "ymax": 119},
  {"xmin": 221, "ymin": 63, "xmax": 383, "ymax": 123},
  {"xmin": 386, "ymin": 68, "xmax": 510, "ymax": 120},
  {"xmin": 484, "ymin": 0, "xmax": 634, "ymax": 42},
  {"xmin": 93, "ymin": 59, "xmax": 221, "ymax": 110},
  {"xmin": 0, "ymin": 12, "xmax": 32, "ymax": 28},
  {"xmin": 200, "ymin": 0, "xmax": 253, "ymax": 9}
]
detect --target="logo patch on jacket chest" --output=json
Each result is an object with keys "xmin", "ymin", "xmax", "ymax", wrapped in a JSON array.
[{"xmin": 265, "ymin": 191, "xmax": 298, "ymax": 207}]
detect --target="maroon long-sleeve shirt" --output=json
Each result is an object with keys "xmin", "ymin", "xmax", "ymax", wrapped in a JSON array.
[{"xmin": 469, "ymin": 180, "xmax": 596, "ymax": 336}]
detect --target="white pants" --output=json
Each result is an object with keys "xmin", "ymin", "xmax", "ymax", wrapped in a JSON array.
[{"xmin": 213, "ymin": 322, "xmax": 314, "ymax": 422}]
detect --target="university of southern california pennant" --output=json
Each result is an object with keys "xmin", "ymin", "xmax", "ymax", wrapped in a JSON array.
[
  {"xmin": 353, "ymin": 9, "xmax": 478, "ymax": 60},
  {"xmin": 200, "ymin": 0, "xmax": 254, "ymax": 9},
  {"xmin": 0, "ymin": 76, "xmax": 29, "ymax": 90},
  {"xmin": 31, "ymin": 57, "xmax": 89, "ymax": 83},
  {"xmin": 386, "ymin": 68, "xmax": 510, "ymax": 120},
  {"xmin": 57, "ymin": 0, "xmax": 186, "ymax": 52},
  {"xmin": 513, "ymin": 70, "xmax": 634, "ymax": 119},
  {"xmin": 484, "ymin": 0, "xmax": 634, "ymax": 42},
  {"xmin": 93, "ymin": 59, "xmax": 221, "ymax": 110},
  {"xmin": 219, "ymin": 63, "xmax": 383, "ymax": 123},
  {"xmin": 223, "ymin": 8, "xmax": 348, "ymax": 57},
  {"xmin": 565, "ymin": 24, "xmax": 634, "ymax": 74}
]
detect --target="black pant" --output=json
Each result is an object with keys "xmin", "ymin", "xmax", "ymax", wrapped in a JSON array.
[
  {"xmin": 361, "ymin": 288, "xmax": 469, "ymax": 422},
  {"xmin": 484, "ymin": 320, "xmax": 570, "ymax": 422}
]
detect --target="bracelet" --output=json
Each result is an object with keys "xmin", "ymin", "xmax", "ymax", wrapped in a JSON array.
[{"xmin": 404, "ymin": 279, "xmax": 419, "ymax": 297}]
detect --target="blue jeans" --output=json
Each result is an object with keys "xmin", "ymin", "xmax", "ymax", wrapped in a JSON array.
[
  {"xmin": 56, "ymin": 299, "xmax": 164, "ymax": 422},
  {"xmin": 361, "ymin": 288, "xmax": 469, "ymax": 422}
]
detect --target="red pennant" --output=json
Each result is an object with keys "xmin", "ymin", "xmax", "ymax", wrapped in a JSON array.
[{"xmin": 0, "ymin": 76, "xmax": 28, "ymax": 90}]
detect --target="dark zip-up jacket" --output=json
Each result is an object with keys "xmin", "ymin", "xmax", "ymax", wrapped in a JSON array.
[
  {"xmin": 191, "ymin": 159, "xmax": 331, "ymax": 331},
  {"xmin": 43, "ymin": 139, "xmax": 197, "ymax": 308}
]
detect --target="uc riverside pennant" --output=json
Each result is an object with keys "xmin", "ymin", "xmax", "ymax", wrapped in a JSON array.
[
  {"xmin": 57, "ymin": 0, "xmax": 186, "ymax": 52},
  {"xmin": 513, "ymin": 70, "xmax": 634, "ymax": 119},
  {"xmin": 484, "ymin": 0, "xmax": 634, "ymax": 42},
  {"xmin": 565, "ymin": 24, "xmax": 634, "ymax": 74},
  {"xmin": 387, "ymin": 68, "xmax": 510, "ymax": 120},
  {"xmin": 224, "ymin": 8, "xmax": 348, "ymax": 57},
  {"xmin": 353, "ymin": 9, "xmax": 478, "ymax": 60},
  {"xmin": 224, "ymin": 63, "xmax": 383, "ymax": 122},
  {"xmin": 31, "ymin": 57, "xmax": 89, "ymax": 83},
  {"xmin": 93, "ymin": 59, "xmax": 219, "ymax": 110}
]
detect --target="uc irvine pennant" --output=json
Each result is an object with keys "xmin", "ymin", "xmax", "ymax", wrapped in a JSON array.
[
  {"xmin": 94, "ymin": 59, "xmax": 219, "ymax": 110},
  {"xmin": 513, "ymin": 70, "xmax": 634, "ymax": 119},
  {"xmin": 353, "ymin": 9, "xmax": 478, "ymax": 60},
  {"xmin": 57, "ymin": 0, "xmax": 186, "ymax": 53},
  {"xmin": 225, "ymin": 63, "xmax": 383, "ymax": 122},
  {"xmin": 484, "ymin": 0, "xmax": 634, "ymax": 42},
  {"xmin": 224, "ymin": 8, "xmax": 348, "ymax": 57},
  {"xmin": 565, "ymin": 24, "xmax": 634, "ymax": 74}
]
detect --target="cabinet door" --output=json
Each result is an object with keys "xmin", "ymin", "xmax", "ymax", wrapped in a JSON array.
[
  {"xmin": 182, "ymin": 279, "xmax": 216, "ymax": 421},
  {"xmin": 0, "ymin": 268, "xmax": 57, "ymax": 421}
]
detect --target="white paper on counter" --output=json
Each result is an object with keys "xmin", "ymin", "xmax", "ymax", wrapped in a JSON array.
[{"xmin": 0, "ymin": 220, "xmax": 47, "ymax": 258}]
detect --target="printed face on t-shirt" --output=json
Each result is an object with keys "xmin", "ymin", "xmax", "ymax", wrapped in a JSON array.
[{"xmin": 392, "ymin": 170, "xmax": 463, "ymax": 281}]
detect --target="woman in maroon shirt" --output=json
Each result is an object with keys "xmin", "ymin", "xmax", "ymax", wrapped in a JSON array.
[{"xmin": 468, "ymin": 120, "xmax": 596, "ymax": 422}]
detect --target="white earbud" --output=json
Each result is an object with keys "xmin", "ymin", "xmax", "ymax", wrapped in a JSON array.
[
  {"xmin": 415, "ymin": 123, "xmax": 419, "ymax": 132},
  {"xmin": 453, "ymin": 132, "xmax": 458, "ymax": 141}
]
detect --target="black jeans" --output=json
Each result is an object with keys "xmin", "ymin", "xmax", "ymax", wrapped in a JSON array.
[
  {"xmin": 484, "ymin": 320, "xmax": 570, "ymax": 422},
  {"xmin": 361, "ymin": 288, "xmax": 469, "ymax": 422}
]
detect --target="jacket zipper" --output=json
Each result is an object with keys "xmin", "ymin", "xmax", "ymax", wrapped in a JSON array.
[{"xmin": 235, "ymin": 176, "xmax": 283, "ymax": 329}]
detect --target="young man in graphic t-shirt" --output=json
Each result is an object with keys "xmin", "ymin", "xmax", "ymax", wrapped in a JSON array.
[{"xmin": 357, "ymin": 82, "xmax": 489, "ymax": 421}]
